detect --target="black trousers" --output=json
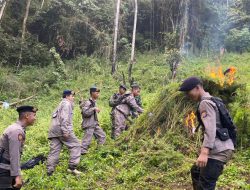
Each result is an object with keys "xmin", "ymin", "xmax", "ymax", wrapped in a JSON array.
[
  {"xmin": 191, "ymin": 158, "xmax": 225, "ymax": 190},
  {"xmin": 0, "ymin": 168, "xmax": 20, "ymax": 190}
]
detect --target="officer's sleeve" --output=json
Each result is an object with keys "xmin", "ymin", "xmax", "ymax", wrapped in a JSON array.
[
  {"xmin": 60, "ymin": 103, "xmax": 71, "ymax": 134},
  {"xmin": 81, "ymin": 101, "xmax": 95, "ymax": 117},
  {"xmin": 135, "ymin": 96, "xmax": 143, "ymax": 107},
  {"xmin": 127, "ymin": 96, "xmax": 143, "ymax": 113},
  {"xmin": 8, "ymin": 129, "xmax": 23, "ymax": 176},
  {"xmin": 109, "ymin": 95, "xmax": 116, "ymax": 107},
  {"xmin": 199, "ymin": 101, "xmax": 216, "ymax": 149}
]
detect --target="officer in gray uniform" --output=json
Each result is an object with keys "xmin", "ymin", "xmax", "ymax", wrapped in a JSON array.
[
  {"xmin": 47, "ymin": 90, "xmax": 82, "ymax": 176},
  {"xmin": 80, "ymin": 86, "xmax": 106, "ymax": 155},
  {"xmin": 110, "ymin": 84, "xmax": 143, "ymax": 139},
  {"xmin": 130, "ymin": 83, "xmax": 142, "ymax": 118},
  {"xmin": 0, "ymin": 106, "xmax": 37, "ymax": 189},
  {"xmin": 179, "ymin": 77, "xmax": 235, "ymax": 190},
  {"xmin": 109, "ymin": 84, "xmax": 127, "ymax": 108}
]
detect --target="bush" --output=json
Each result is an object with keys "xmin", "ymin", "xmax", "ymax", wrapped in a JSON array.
[
  {"xmin": 225, "ymin": 27, "xmax": 250, "ymax": 53},
  {"xmin": 0, "ymin": 32, "xmax": 52, "ymax": 67}
]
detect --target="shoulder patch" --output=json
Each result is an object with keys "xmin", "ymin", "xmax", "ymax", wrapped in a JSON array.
[
  {"xmin": 201, "ymin": 111, "xmax": 208, "ymax": 118},
  {"xmin": 18, "ymin": 133, "xmax": 24, "ymax": 142}
]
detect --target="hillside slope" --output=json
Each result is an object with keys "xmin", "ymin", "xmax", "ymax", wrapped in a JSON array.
[{"xmin": 0, "ymin": 53, "xmax": 249, "ymax": 190}]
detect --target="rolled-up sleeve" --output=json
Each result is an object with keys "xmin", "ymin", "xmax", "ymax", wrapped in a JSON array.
[
  {"xmin": 199, "ymin": 101, "xmax": 216, "ymax": 149},
  {"xmin": 127, "ymin": 96, "xmax": 143, "ymax": 113}
]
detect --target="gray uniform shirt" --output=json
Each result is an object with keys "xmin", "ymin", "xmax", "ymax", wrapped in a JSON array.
[
  {"xmin": 114, "ymin": 94, "xmax": 143, "ymax": 116},
  {"xmin": 199, "ymin": 93, "xmax": 234, "ymax": 162},
  {"xmin": 80, "ymin": 99, "xmax": 99, "ymax": 128},
  {"xmin": 0, "ymin": 121, "xmax": 25, "ymax": 176},
  {"xmin": 48, "ymin": 98, "xmax": 74, "ymax": 138}
]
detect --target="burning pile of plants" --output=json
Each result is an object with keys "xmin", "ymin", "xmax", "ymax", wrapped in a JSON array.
[{"xmin": 126, "ymin": 66, "xmax": 247, "ymax": 152}]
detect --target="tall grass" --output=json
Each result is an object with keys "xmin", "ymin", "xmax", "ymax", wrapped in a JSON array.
[{"xmin": 0, "ymin": 52, "xmax": 249, "ymax": 189}]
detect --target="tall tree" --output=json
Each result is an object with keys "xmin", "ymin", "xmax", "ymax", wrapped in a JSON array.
[
  {"xmin": 128, "ymin": 0, "xmax": 138, "ymax": 82},
  {"xmin": 0, "ymin": 0, "xmax": 7, "ymax": 23},
  {"xmin": 111, "ymin": 0, "xmax": 121, "ymax": 75},
  {"xmin": 17, "ymin": 0, "xmax": 32, "ymax": 70},
  {"xmin": 179, "ymin": 0, "xmax": 190, "ymax": 51},
  {"xmin": 41, "ymin": 0, "xmax": 45, "ymax": 9}
]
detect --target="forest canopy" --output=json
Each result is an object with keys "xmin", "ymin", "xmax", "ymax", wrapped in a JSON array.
[{"xmin": 0, "ymin": 0, "xmax": 250, "ymax": 68}]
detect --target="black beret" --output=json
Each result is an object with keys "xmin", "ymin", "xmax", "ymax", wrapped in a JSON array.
[
  {"xmin": 131, "ymin": 83, "xmax": 140, "ymax": 89},
  {"xmin": 16, "ymin": 106, "xmax": 38, "ymax": 113},
  {"xmin": 90, "ymin": 85, "xmax": 100, "ymax": 93},
  {"xmin": 179, "ymin": 77, "xmax": 203, "ymax": 92},
  {"xmin": 119, "ymin": 84, "xmax": 127, "ymax": 90},
  {"xmin": 63, "ymin": 90, "xmax": 75, "ymax": 97}
]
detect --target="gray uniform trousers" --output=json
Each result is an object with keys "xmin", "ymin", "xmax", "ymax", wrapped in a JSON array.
[
  {"xmin": 111, "ymin": 110, "xmax": 127, "ymax": 139},
  {"xmin": 81, "ymin": 125, "xmax": 106, "ymax": 154},
  {"xmin": 0, "ymin": 168, "xmax": 16, "ymax": 190},
  {"xmin": 46, "ymin": 133, "xmax": 81, "ymax": 173}
]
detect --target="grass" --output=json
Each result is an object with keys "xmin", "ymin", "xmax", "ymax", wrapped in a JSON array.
[{"xmin": 0, "ymin": 52, "xmax": 250, "ymax": 189}]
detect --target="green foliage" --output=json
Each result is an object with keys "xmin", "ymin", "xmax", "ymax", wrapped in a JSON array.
[
  {"xmin": 165, "ymin": 48, "xmax": 182, "ymax": 73},
  {"xmin": 0, "ymin": 0, "xmax": 249, "ymax": 188},
  {"xmin": 0, "ymin": 0, "xmax": 250, "ymax": 67},
  {"xmin": 0, "ymin": 51, "xmax": 250, "ymax": 189},
  {"xmin": 225, "ymin": 27, "xmax": 250, "ymax": 53},
  {"xmin": 50, "ymin": 47, "xmax": 67, "ymax": 80},
  {"xmin": 217, "ymin": 149, "xmax": 250, "ymax": 189},
  {"xmin": 0, "ymin": 31, "xmax": 51, "ymax": 67},
  {"xmin": 162, "ymin": 32, "xmax": 180, "ymax": 50}
]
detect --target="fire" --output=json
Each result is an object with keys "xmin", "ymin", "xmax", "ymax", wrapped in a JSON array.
[
  {"xmin": 225, "ymin": 66, "xmax": 237, "ymax": 86},
  {"xmin": 156, "ymin": 127, "xmax": 161, "ymax": 136},
  {"xmin": 210, "ymin": 67, "xmax": 217, "ymax": 78},
  {"xmin": 185, "ymin": 111, "xmax": 197, "ymax": 133},
  {"xmin": 218, "ymin": 66, "xmax": 225, "ymax": 87},
  {"xmin": 209, "ymin": 66, "xmax": 237, "ymax": 86},
  {"xmin": 209, "ymin": 66, "xmax": 225, "ymax": 86}
]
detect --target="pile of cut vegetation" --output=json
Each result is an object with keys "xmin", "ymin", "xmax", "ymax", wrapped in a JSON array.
[
  {"xmin": 124, "ymin": 78, "xmax": 247, "ymax": 153},
  {"xmin": 110, "ymin": 78, "xmax": 248, "ymax": 189}
]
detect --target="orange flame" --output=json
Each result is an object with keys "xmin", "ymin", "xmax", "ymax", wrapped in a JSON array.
[
  {"xmin": 218, "ymin": 66, "xmax": 225, "ymax": 87},
  {"xmin": 210, "ymin": 68, "xmax": 217, "ymax": 79},
  {"xmin": 209, "ymin": 66, "xmax": 237, "ymax": 86},
  {"xmin": 156, "ymin": 127, "xmax": 161, "ymax": 136},
  {"xmin": 226, "ymin": 67, "xmax": 237, "ymax": 86},
  {"xmin": 185, "ymin": 111, "xmax": 196, "ymax": 133}
]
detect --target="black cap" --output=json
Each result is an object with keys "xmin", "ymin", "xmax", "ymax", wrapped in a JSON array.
[
  {"xmin": 179, "ymin": 77, "xmax": 203, "ymax": 92},
  {"xmin": 131, "ymin": 83, "xmax": 140, "ymax": 89},
  {"xmin": 90, "ymin": 85, "xmax": 100, "ymax": 93},
  {"xmin": 63, "ymin": 90, "xmax": 75, "ymax": 97},
  {"xmin": 16, "ymin": 106, "xmax": 38, "ymax": 113},
  {"xmin": 119, "ymin": 84, "xmax": 127, "ymax": 90}
]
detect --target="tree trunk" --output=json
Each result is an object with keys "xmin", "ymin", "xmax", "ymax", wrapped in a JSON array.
[
  {"xmin": 41, "ymin": 0, "xmax": 45, "ymax": 9},
  {"xmin": 128, "ymin": 0, "xmax": 138, "ymax": 82},
  {"xmin": 0, "ymin": 0, "xmax": 7, "ymax": 23},
  {"xmin": 111, "ymin": 0, "xmax": 121, "ymax": 75},
  {"xmin": 17, "ymin": 0, "xmax": 32, "ymax": 70},
  {"xmin": 179, "ymin": 0, "xmax": 190, "ymax": 52}
]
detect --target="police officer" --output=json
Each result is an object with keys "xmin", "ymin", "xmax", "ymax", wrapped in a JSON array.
[
  {"xmin": 110, "ymin": 84, "xmax": 143, "ymax": 139},
  {"xmin": 130, "ymin": 83, "xmax": 142, "ymax": 118},
  {"xmin": 80, "ymin": 86, "xmax": 106, "ymax": 155},
  {"xmin": 109, "ymin": 84, "xmax": 127, "ymax": 108},
  {"xmin": 47, "ymin": 90, "xmax": 82, "ymax": 176},
  {"xmin": 179, "ymin": 77, "xmax": 235, "ymax": 190},
  {"xmin": 0, "ymin": 106, "xmax": 37, "ymax": 189}
]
